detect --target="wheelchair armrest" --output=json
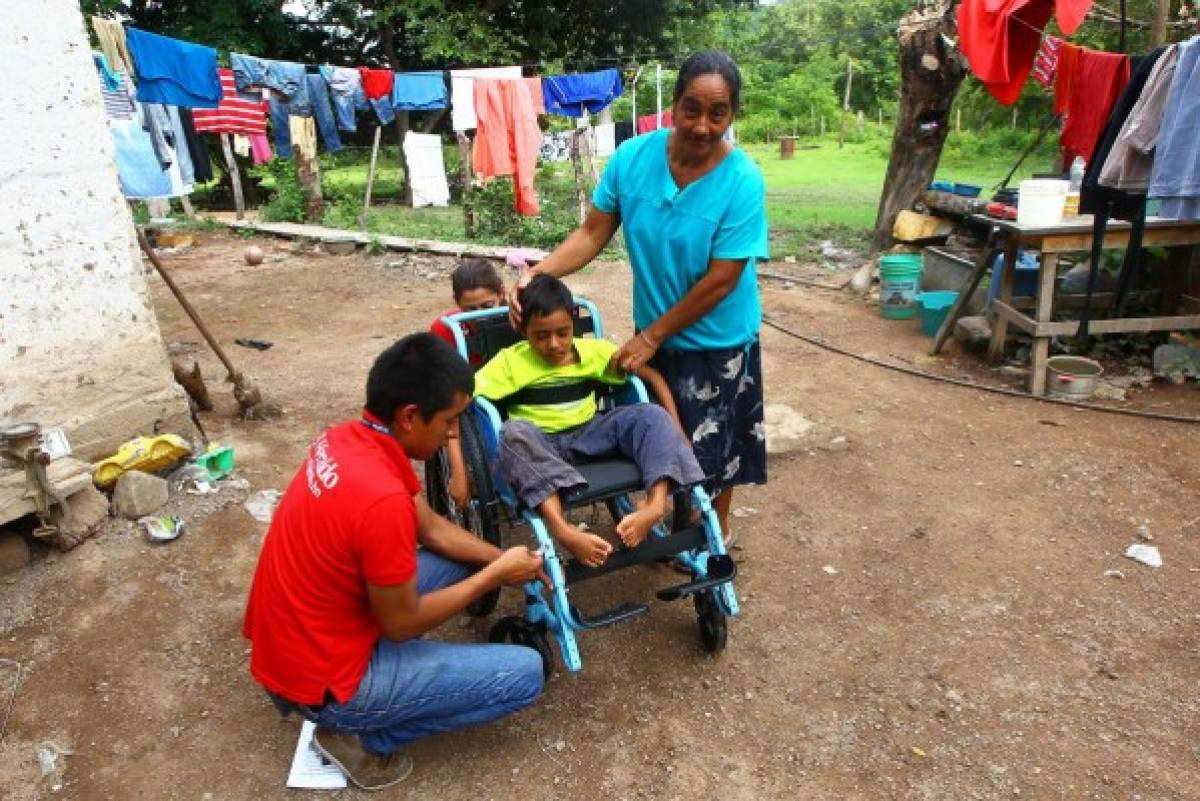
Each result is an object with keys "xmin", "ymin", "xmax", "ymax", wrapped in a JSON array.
[
  {"xmin": 608, "ymin": 375, "xmax": 649, "ymax": 407},
  {"xmin": 473, "ymin": 397, "xmax": 504, "ymax": 441}
]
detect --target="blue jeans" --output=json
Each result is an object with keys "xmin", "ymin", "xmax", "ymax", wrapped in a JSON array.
[
  {"xmin": 270, "ymin": 74, "xmax": 345, "ymax": 158},
  {"xmin": 293, "ymin": 550, "xmax": 544, "ymax": 755},
  {"xmin": 370, "ymin": 96, "xmax": 396, "ymax": 126}
]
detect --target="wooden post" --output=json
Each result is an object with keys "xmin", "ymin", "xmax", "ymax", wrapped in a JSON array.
[
  {"xmin": 220, "ymin": 134, "xmax": 245, "ymax": 220},
  {"xmin": 810, "ymin": 106, "xmax": 815, "ymax": 134},
  {"xmin": 570, "ymin": 128, "xmax": 588, "ymax": 224},
  {"xmin": 870, "ymin": 0, "xmax": 966, "ymax": 252},
  {"xmin": 838, "ymin": 58, "xmax": 854, "ymax": 149},
  {"xmin": 1011, "ymin": 106, "xmax": 1019, "ymax": 129},
  {"xmin": 878, "ymin": 108, "xmax": 883, "ymax": 127},
  {"xmin": 820, "ymin": 116, "xmax": 826, "ymax": 136},
  {"xmin": 857, "ymin": 109, "xmax": 865, "ymax": 135},
  {"xmin": 397, "ymin": 111, "xmax": 413, "ymax": 207},
  {"xmin": 360, "ymin": 125, "xmax": 382, "ymax": 227},
  {"xmin": 291, "ymin": 118, "xmax": 324, "ymax": 222},
  {"xmin": 457, "ymin": 132, "xmax": 474, "ymax": 239},
  {"xmin": 956, "ymin": 107, "xmax": 962, "ymax": 133}
]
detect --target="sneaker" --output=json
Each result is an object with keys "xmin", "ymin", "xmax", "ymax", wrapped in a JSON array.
[{"xmin": 312, "ymin": 726, "xmax": 414, "ymax": 791}]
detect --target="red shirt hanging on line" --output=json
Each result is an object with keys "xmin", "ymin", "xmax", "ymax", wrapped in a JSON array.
[
  {"xmin": 359, "ymin": 68, "xmax": 395, "ymax": 101},
  {"xmin": 242, "ymin": 414, "xmax": 420, "ymax": 705},
  {"xmin": 636, "ymin": 111, "xmax": 673, "ymax": 134},
  {"xmin": 957, "ymin": 0, "xmax": 1095, "ymax": 105},
  {"xmin": 191, "ymin": 68, "xmax": 268, "ymax": 134},
  {"xmin": 1056, "ymin": 46, "xmax": 1130, "ymax": 163}
]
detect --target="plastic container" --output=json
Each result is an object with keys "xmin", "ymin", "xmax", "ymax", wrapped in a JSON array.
[
  {"xmin": 193, "ymin": 444, "xmax": 235, "ymax": 480},
  {"xmin": 952, "ymin": 183, "xmax": 983, "ymax": 198},
  {"xmin": 93, "ymin": 434, "xmax": 193, "ymax": 488},
  {"xmin": 919, "ymin": 291, "xmax": 960, "ymax": 337},
  {"xmin": 879, "ymin": 254, "xmax": 924, "ymax": 320},
  {"xmin": 1017, "ymin": 179, "xmax": 1069, "ymax": 227},
  {"xmin": 986, "ymin": 249, "xmax": 1040, "ymax": 313}
]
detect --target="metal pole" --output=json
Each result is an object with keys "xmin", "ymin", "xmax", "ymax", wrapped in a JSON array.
[{"xmin": 655, "ymin": 63, "xmax": 662, "ymax": 129}]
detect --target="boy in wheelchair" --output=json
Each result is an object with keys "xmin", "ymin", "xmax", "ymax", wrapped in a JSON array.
[{"xmin": 474, "ymin": 274, "xmax": 706, "ymax": 567}]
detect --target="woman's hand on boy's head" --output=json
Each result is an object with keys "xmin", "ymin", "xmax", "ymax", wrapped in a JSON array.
[{"xmin": 507, "ymin": 268, "xmax": 537, "ymax": 330}]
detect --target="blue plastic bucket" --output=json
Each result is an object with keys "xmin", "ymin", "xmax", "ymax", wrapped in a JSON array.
[
  {"xmin": 919, "ymin": 291, "xmax": 960, "ymax": 337},
  {"xmin": 879, "ymin": 254, "xmax": 924, "ymax": 320}
]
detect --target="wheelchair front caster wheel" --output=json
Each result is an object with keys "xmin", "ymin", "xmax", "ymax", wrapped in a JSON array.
[
  {"xmin": 488, "ymin": 616, "xmax": 555, "ymax": 679},
  {"xmin": 694, "ymin": 590, "xmax": 727, "ymax": 653}
]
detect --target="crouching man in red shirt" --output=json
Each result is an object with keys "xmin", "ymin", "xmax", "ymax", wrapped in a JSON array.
[{"xmin": 243, "ymin": 333, "xmax": 547, "ymax": 791}]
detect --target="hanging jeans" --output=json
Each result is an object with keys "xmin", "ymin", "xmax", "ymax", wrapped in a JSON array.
[{"xmin": 270, "ymin": 73, "xmax": 344, "ymax": 159}]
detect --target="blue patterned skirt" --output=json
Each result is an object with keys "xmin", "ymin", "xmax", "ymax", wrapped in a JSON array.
[{"xmin": 648, "ymin": 338, "xmax": 767, "ymax": 495}]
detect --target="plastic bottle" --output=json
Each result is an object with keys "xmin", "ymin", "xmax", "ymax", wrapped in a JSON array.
[{"xmin": 1063, "ymin": 156, "xmax": 1085, "ymax": 218}]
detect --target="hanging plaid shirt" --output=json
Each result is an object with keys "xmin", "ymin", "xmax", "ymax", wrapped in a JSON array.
[{"xmin": 1032, "ymin": 35, "xmax": 1064, "ymax": 90}]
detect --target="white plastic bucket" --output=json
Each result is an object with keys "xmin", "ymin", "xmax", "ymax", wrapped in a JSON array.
[{"xmin": 1017, "ymin": 179, "xmax": 1069, "ymax": 227}]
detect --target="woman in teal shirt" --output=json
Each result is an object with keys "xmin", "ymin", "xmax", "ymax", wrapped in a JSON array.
[{"xmin": 510, "ymin": 50, "xmax": 769, "ymax": 546}]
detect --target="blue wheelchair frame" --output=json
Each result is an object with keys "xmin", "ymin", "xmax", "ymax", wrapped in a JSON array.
[{"xmin": 438, "ymin": 300, "xmax": 739, "ymax": 674}]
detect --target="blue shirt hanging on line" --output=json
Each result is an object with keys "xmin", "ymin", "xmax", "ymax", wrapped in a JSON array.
[
  {"xmin": 126, "ymin": 27, "xmax": 221, "ymax": 109},
  {"xmin": 392, "ymin": 71, "xmax": 448, "ymax": 110},
  {"xmin": 542, "ymin": 69, "xmax": 623, "ymax": 117}
]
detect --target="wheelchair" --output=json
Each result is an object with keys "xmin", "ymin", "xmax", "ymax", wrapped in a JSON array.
[{"xmin": 424, "ymin": 299, "xmax": 739, "ymax": 676}]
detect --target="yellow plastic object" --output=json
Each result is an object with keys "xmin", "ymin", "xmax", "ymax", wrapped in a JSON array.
[{"xmin": 93, "ymin": 434, "xmax": 193, "ymax": 489}]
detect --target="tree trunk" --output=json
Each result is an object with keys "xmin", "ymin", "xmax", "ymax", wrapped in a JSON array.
[
  {"xmin": 871, "ymin": 1, "xmax": 966, "ymax": 252},
  {"xmin": 1151, "ymin": 0, "xmax": 1170, "ymax": 46}
]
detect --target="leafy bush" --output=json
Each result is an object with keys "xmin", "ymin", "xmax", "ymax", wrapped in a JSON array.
[
  {"xmin": 471, "ymin": 174, "xmax": 578, "ymax": 250},
  {"xmin": 252, "ymin": 158, "xmax": 306, "ymax": 223}
]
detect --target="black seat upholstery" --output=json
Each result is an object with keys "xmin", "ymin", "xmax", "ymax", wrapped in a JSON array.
[{"xmin": 560, "ymin": 459, "xmax": 643, "ymax": 507}]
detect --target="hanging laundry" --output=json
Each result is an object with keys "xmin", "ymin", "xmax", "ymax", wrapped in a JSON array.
[
  {"xmin": 393, "ymin": 71, "xmax": 447, "ymax": 110},
  {"xmin": 1100, "ymin": 46, "xmax": 1179, "ymax": 193},
  {"xmin": 1075, "ymin": 48, "xmax": 1169, "ymax": 339},
  {"xmin": 1053, "ymin": 43, "xmax": 1081, "ymax": 116},
  {"xmin": 126, "ymin": 27, "xmax": 221, "ymax": 109},
  {"xmin": 98, "ymin": 64, "xmax": 136, "ymax": 121},
  {"xmin": 1058, "ymin": 48, "xmax": 1130, "ymax": 164},
  {"xmin": 1032, "ymin": 35, "xmax": 1064, "ymax": 89},
  {"xmin": 94, "ymin": 53, "xmax": 122, "ymax": 91},
  {"xmin": 403, "ymin": 132, "xmax": 451, "ymax": 207},
  {"xmin": 176, "ymin": 107, "xmax": 213, "ymax": 183},
  {"xmin": 249, "ymin": 134, "xmax": 274, "ymax": 165},
  {"xmin": 542, "ymin": 69, "xmax": 623, "ymax": 117},
  {"xmin": 192, "ymin": 68, "xmax": 268, "ymax": 134},
  {"xmin": 92, "ymin": 17, "xmax": 134, "ymax": 75},
  {"xmin": 473, "ymin": 78, "xmax": 541, "ymax": 215},
  {"xmin": 593, "ymin": 122, "xmax": 616, "ymax": 158},
  {"xmin": 268, "ymin": 95, "xmax": 293, "ymax": 158},
  {"xmin": 140, "ymin": 102, "xmax": 176, "ymax": 169},
  {"xmin": 359, "ymin": 68, "xmax": 394, "ymax": 100},
  {"xmin": 231, "ymin": 54, "xmax": 307, "ymax": 103},
  {"xmin": 1149, "ymin": 36, "xmax": 1200, "ymax": 219},
  {"xmin": 636, "ymin": 111, "xmax": 673, "ymax": 133},
  {"xmin": 304, "ymin": 72, "xmax": 344, "ymax": 153},
  {"xmin": 525, "ymin": 78, "xmax": 545, "ymax": 114},
  {"xmin": 166, "ymin": 106, "xmax": 196, "ymax": 186},
  {"xmin": 539, "ymin": 131, "xmax": 573, "ymax": 162},
  {"xmin": 320, "ymin": 66, "xmax": 368, "ymax": 132},
  {"xmin": 450, "ymin": 66, "xmax": 523, "ymax": 131},
  {"xmin": 358, "ymin": 69, "xmax": 396, "ymax": 125},
  {"xmin": 109, "ymin": 119, "xmax": 173, "ymax": 199},
  {"xmin": 957, "ymin": 0, "xmax": 1094, "ymax": 105}
]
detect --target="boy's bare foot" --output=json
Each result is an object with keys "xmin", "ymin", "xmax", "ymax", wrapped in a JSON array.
[
  {"xmin": 616, "ymin": 498, "xmax": 667, "ymax": 549},
  {"xmin": 552, "ymin": 522, "xmax": 613, "ymax": 567}
]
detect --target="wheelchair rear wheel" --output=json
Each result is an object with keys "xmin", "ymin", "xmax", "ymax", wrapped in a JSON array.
[
  {"xmin": 694, "ymin": 589, "xmax": 728, "ymax": 653},
  {"xmin": 423, "ymin": 406, "xmax": 502, "ymax": 617},
  {"xmin": 489, "ymin": 616, "xmax": 554, "ymax": 680}
]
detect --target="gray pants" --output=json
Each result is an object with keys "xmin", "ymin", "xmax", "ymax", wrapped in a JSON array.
[{"xmin": 499, "ymin": 404, "xmax": 707, "ymax": 510}]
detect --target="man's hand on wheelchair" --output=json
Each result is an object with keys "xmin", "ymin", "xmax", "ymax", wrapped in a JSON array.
[{"xmin": 493, "ymin": 546, "xmax": 552, "ymax": 589}]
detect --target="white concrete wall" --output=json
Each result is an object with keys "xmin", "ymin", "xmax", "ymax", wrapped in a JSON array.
[{"xmin": 0, "ymin": 2, "xmax": 190, "ymax": 462}]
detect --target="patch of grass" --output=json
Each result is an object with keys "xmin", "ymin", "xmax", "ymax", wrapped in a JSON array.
[{"xmin": 295, "ymin": 130, "xmax": 1059, "ymax": 259}]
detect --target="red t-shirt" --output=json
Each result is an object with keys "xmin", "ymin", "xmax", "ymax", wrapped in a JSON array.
[
  {"xmin": 242, "ymin": 413, "xmax": 419, "ymax": 704},
  {"xmin": 359, "ymin": 68, "xmax": 395, "ymax": 101},
  {"xmin": 430, "ymin": 308, "xmax": 483, "ymax": 365}
]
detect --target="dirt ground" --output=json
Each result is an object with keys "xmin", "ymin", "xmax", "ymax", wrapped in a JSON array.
[{"xmin": 2, "ymin": 229, "xmax": 1199, "ymax": 800}]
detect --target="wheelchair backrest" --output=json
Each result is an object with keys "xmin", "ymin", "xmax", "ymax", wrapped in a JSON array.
[{"xmin": 442, "ymin": 301, "xmax": 603, "ymax": 369}]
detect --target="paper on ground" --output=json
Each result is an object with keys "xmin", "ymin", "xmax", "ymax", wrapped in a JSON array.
[
  {"xmin": 287, "ymin": 720, "xmax": 347, "ymax": 789},
  {"xmin": 1124, "ymin": 542, "xmax": 1163, "ymax": 568}
]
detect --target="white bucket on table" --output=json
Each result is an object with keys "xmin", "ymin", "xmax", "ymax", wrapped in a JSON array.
[{"xmin": 1017, "ymin": 179, "xmax": 1069, "ymax": 227}]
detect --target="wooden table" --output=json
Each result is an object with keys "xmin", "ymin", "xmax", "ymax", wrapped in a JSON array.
[{"xmin": 931, "ymin": 215, "xmax": 1200, "ymax": 395}]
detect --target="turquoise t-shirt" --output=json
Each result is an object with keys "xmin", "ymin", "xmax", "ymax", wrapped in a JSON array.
[{"xmin": 592, "ymin": 128, "xmax": 769, "ymax": 350}]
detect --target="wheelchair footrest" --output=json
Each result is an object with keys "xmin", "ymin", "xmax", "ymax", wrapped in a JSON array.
[
  {"xmin": 656, "ymin": 555, "xmax": 738, "ymax": 602},
  {"xmin": 564, "ymin": 525, "xmax": 708, "ymax": 585},
  {"xmin": 570, "ymin": 601, "xmax": 650, "ymax": 630}
]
